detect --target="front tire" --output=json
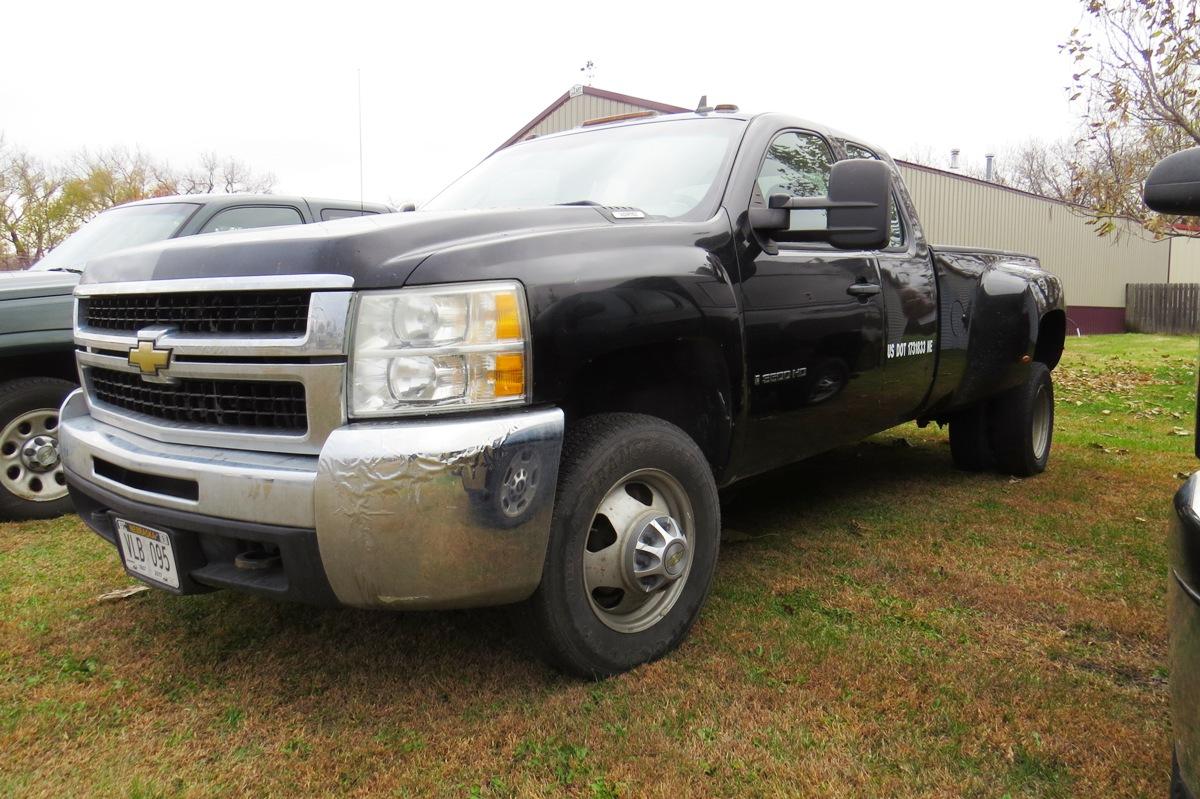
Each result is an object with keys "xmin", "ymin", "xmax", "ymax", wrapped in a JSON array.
[
  {"xmin": 525, "ymin": 413, "xmax": 720, "ymax": 678},
  {"xmin": 0, "ymin": 377, "xmax": 76, "ymax": 521}
]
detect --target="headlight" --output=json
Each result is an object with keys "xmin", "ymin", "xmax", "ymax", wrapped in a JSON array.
[{"xmin": 350, "ymin": 281, "xmax": 530, "ymax": 417}]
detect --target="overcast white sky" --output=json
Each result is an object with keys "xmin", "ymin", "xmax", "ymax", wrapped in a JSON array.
[{"xmin": 4, "ymin": 0, "xmax": 1086, "ymax": 205}]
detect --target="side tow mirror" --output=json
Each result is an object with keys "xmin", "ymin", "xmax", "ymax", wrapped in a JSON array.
[
  {"xmin": 749, "ymin": 158, "xmax": 892, "ymax": 251},
  {"xmin": 1145, "ymin": 147, "xmax": 1200, "ymax": 215}
]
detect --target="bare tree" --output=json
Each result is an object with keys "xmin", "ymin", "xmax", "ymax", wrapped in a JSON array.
[
  {"xmin": 0, "ymin": 136, "xmax": 278, "ymax": 269},
  {"xmin": 1063, "ymin": 0, "xmax": 1200, "ymax": 237},
  {"xmin": 176, "ymin": 152, "xmax": 275, "ymax": 195},
  {"xmin": 66, "ymin": 147, "xmax": 176, "ymax": 217},
  {"xmin": 0, "ymin": 146, "xmax": 78, "ymax": 267},
  {"xmin": 992, "ymin": 139, "xmax": 1076, "ymax": 201}
]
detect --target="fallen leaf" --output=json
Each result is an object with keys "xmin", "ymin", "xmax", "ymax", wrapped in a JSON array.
[{"xmin": 97, "ymin": 585, "xmax": 150, "ymax": 602}]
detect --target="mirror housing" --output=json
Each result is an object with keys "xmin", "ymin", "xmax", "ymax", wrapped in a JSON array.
[
  {"xmin": 1144, "ymin": 147, "xmax": 1200, "ymax": 215},
  {"xmin": 749, "ymin": 158, "xmax": 892, "ymax": 251}
]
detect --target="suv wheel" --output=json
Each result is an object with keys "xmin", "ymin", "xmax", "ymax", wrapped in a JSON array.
[
  {"xmin": 0, "ymin": 378, "xmax": 76, "ymax": 521},
  {"xmin": 525, "ymin": 413, "xmax": 720, "ymax": 677}
]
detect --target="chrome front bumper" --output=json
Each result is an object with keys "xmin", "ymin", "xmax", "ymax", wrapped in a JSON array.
[{"xmin": 59, "ymin": 390, "xmax": 564, "ymax": 609}]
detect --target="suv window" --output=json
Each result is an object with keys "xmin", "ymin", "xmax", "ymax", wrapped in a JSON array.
[
  {"xmin": 199, "ymin": 205, "xmax": 304, "ymax": 234},
  {"xmin": 757, "ymin": 131, "xmax": 833, "ymax": 235},
  {"xmin": 32, "ymin": 202, "xmax": 198, "ymax": 271},
  {"xmin": 321, "ymin": 208, "xmax": 378, "ymax": 221}
]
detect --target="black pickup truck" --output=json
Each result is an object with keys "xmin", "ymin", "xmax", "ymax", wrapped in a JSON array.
[{"xmin": 60, "ymin": 110, "xmax": 1065, "ymax": 676}]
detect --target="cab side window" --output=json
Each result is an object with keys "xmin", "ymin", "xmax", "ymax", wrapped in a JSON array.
[
  {"xmin": 199, "ymin": 205, "xmax": 305, "ymax": 234},
  {"xmin": 756, "ymin": 132, "xmax": 833, "ymax": 234},
  {"xmin": 841, "ymin": 141, "xmax": 905, "ymax": 249}
]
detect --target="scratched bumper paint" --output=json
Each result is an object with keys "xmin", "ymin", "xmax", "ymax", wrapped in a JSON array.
[{"xmin": 313, "ymin": 408, "xmax": 564, "ymax": 609}]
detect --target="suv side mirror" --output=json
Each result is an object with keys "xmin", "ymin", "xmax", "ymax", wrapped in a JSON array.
[
  {"xmin": 1145, "ymin": 147, "xmax": 1200, "ymax": 215},
  {"xmin": 750, "ymin": 158, "xmax": 892, "ymax": 251}
]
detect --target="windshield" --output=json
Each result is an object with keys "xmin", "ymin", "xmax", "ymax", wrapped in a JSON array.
[
  {"xmin": 425, "ymin": 117, "xmax": 744, "ymax": 219},
  {"xmin": 31, "ymin": 202, "xmax": 199, "ymax": 271}
]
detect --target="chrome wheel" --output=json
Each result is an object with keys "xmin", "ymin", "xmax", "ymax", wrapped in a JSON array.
[
  {"xmin": 583, "ymin": 468, "xmax": 695, "ymax": 633},
  {"xmin": 1031, "ymin": 385, "xmax": 1051, "ymax": 460},
  {"xmin": 0, "ymin": 408, "xmax": 66, "ymax": 502}
]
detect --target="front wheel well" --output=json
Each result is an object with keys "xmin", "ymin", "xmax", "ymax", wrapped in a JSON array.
[
  {"xmin": 1034, "ymin": 310, "xmax": 1065, "ymax": 370},
  {"xmin": 558, "ymin": 342, "xmax": 733, "ymax": 476},
  {"xmin": 0, "ymin": 350, "xmax": 78, "ymax": 385}
]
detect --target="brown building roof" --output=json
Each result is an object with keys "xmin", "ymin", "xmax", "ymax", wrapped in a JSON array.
[{"xmin": 498, "ymin": 86, "xmax": 689, "ymax": 150}]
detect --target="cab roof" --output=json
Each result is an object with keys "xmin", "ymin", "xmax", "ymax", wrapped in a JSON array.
[{"xmin": 507, "ymin": 110, "xmax": 893, "ymax": 163}]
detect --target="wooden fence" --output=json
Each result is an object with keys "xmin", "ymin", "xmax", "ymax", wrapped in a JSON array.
[{"xmin": 1126, "ymin": 283, "xmax": 1200, "ymax": 334}]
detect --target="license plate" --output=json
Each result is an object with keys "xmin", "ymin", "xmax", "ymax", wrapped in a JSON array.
[{"xmin": 115, "ymin": 519, "xmax": 180, "ymax": 589}]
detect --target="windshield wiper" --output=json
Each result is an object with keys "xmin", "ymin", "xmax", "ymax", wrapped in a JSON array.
[
  {"xmin": 555, "ymin": 200, "xmax": 605, "ymax": 207},
  {"xmin": 45, "ymin": 266, "xmax": 83, "ymax": 274}
]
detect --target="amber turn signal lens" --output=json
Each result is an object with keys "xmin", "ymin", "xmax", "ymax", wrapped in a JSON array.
[
  {"xmin": 495, "ymin": 292, "xmax": 522, "ymax": 341},
  {"xmin": 492, "ymin": 353, "xmax": 525, "ymax": 397}
]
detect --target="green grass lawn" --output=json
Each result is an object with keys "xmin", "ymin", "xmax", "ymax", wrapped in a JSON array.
[{"xmin": 1, "ymin": 334, "xmax": 1194, "ymax": 798}]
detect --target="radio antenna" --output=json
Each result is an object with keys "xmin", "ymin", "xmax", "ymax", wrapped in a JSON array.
[{"xmin": 357, "ymin": 68, "xmax": 364, "ymax": 211}]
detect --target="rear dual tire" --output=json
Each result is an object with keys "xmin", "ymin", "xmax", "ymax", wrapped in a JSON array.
[{"xmin": 949, "ymin": 362, "xmax": 1053, "ymax": 477}]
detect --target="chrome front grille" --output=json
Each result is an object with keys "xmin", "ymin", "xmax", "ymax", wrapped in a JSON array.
[
  {"xmin": 89, "ymin": 367, "xmax": 307, "ymax": 433},
  {"xmin": 83, "ymin": 290, "xmax": 312, "ymax": 335},
  {"xmin": 73, "ymin": 275, "xmax": 353, "ymax": 455}
]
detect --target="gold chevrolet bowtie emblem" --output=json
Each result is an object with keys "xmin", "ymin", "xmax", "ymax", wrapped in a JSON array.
[{"xmin": 128, "ymin": 341, "xmax": 172, "ymax": 375}]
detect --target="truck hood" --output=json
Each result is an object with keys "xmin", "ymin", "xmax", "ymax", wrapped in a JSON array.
[
  {"xmin": 81, "ymin": 207, "xmax": 616, "ymax": 289},
  {"xmin": 0, "ymin": 269, "xmax": 80, "ymax": 300}
]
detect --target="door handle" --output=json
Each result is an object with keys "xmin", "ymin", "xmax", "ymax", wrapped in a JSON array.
[{"xmin": 847, "ymin": 282, "xmax": 881, "ymax": 297}]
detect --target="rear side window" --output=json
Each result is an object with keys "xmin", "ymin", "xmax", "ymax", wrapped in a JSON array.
[
  {"xmin": 840, "ymin": 142, "xmax": 904, "ymax": 249},
  {"xmin": 321, "ymin": 208, "xmax": 378, "ymax": 221},
  {"xmin": 199, "ymin": 205, "xmax": 305, "ymax": 234},
  {"xmin": 843, "ymin": 142, "xmax": 878, "ymax": 160}
]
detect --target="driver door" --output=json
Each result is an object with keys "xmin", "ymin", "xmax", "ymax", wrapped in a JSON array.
[{"xmin": 737, "ymin": 130, "xmax": 887, "ymax": 473}]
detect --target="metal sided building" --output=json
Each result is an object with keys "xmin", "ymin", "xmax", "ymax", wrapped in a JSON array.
[{"xmin": 503, "ymin": 86, "xmax": 1176, "ymax": 335}]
